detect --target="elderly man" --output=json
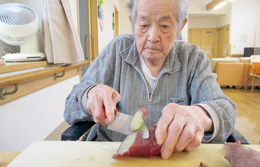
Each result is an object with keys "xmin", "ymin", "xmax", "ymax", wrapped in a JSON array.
[{"xmin": 64, "ymin": 0, "xmax": 237, "ymax": 160}]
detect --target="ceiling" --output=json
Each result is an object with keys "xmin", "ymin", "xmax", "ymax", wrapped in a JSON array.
[
  {"xmin": 188, "ymin": 13, "xmax": 225, "ymax": 18},
  {"xmin": 188, "ymin": 0, "xmax": 228, "ymax": 19},
  {"xmin": 189, "ymin": 0, "xmax": 213, "ymax": 9}
]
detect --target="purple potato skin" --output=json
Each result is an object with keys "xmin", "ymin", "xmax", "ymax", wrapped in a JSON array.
[
  {"xmin": 113, "ymin": 126, "xmax": 162, "ymax": 158},
  {"xmin": 224, "ymin": 141, "xmax": 260, "ymax": 167}
]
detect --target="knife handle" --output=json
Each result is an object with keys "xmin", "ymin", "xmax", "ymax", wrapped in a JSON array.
[{"xmin": 103, "ymin": 108, "xmax": 118, "ymax": 118}]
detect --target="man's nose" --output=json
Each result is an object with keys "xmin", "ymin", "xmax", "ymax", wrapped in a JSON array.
[{"xmin": 148, "ymin": 25, "xmax": 160, "ymax": 43}]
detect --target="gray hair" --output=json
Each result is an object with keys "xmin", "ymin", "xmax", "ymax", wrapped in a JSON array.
[{"xmin": 127, "ymin": 0, "xmax": 189, "ymax": 33}]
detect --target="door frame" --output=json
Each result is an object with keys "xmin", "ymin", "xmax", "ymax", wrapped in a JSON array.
[
  {"xmin": 77, "ymin": 0, "xmax": 99, "ymax": 64},
  {"xmin": 216, "ymin": 24, "xmax": 230, "ymax": 58}
]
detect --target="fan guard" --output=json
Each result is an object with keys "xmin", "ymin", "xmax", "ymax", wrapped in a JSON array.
[
  {"xmin": 0, "ymin": 3, "xmax": 45, "ymax": 62},
  {"xmin": 0, "ymin": 3, "xmax": 39, "ymax": 45}
]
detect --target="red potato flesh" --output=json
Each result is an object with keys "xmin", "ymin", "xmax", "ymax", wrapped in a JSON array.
[
  {"xmin": 113, "ymin": 126, "xmax": 161, "ymax": 158},
  {"xmin": 223, "ymin": 141, "xmax": 260, "ymax": 167}
]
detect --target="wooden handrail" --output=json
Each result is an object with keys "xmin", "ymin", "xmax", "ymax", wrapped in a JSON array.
[
  {"xmin": 0, "ymin": 61, "xmax": 89, "ymax": 87},
  {"xmin": 0, "ymin": 61, "xmax": 49, "ymax": 74}
]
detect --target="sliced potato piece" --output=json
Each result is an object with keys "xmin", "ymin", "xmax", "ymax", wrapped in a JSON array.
[{"xmin": 130, "ymin": 108, "xmax": 147, "ymax": 131}]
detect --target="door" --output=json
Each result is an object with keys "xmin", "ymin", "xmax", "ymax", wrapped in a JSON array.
[
  {"xmin": 188, "ymin": 29, "xmax": 201, "ymax": 48},
  {"xmin": 217, "ymin": 28, "xmax": 223, "ymax": 58},
  {"xmin": 88, "ymin": 0, "xmax": 99, "ymax": 62},
  {"xmin": 223, "ymin": 26, "xmax": 230, "ymax": 57},
  {"xmin": 113, "ymin": 6, "xmax": 119, "ymax": 37},
  {"xmin": 188, "ymin": 29, "xmax": 216, "ymax": 58},
  {"xmin": 78, "ymin": 0, "xmax": 99, "ymax": 63},
  {"xmin": 201, "ymin": 29, "xmax": 215, "ymax": 59},
  {"xmin": 217, "ymin": 25, "xmax": 230, "ymax": 58},
  {"xmin": 78, "ymin": 0, "xmax": 88, "ymax": 59}
]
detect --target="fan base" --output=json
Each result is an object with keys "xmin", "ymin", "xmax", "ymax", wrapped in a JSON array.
[{"xmin": 1, "ymin": 52, "xmax": 45, "ymax": 62}]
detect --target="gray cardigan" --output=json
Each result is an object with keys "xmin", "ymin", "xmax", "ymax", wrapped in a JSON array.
[{"xmin": 64, "ymin": 34, "xmax": 237, "ymax": 143}]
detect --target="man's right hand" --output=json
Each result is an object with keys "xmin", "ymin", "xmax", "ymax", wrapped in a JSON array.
[{"xmin": 86, "ymin": 84, "xmax": 121, "ymax": 125}]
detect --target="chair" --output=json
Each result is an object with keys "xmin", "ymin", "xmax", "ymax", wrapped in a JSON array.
[
  {"xmin": 215, "ymin": 62, "xmax": 244, "ymax": 88},
  {"xmin": 250, "ymin": 55, "xmax": 260, "ymax": 92},
  {"xmin": 61, "ymin": 121, "xmax": 96, "ymax": 141},
  {"xmin": 61, "ymin": 121, "xmax": 250, "ymax": 144}
]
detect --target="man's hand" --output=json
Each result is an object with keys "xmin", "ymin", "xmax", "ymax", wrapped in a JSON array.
[
  {"xmin": 155, "ymin": 103, "xmax": 212, "ymax": 160},
  {"xmin": 86, "ymin": 84, "xmax": 121, "ymax": 125}
]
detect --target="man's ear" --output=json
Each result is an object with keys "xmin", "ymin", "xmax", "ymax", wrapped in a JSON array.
[
  {"xmin": 181, "ymin": 18, "xmax": 188, "ymax": 30},
  {"xmin": 129, "ymin": 16, "xmax": 132, "ymax": 22}
]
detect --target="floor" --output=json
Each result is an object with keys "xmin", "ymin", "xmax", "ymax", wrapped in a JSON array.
[{"xmin": 222, "ymin": 87, "xmax": 260, "ymax": 144}]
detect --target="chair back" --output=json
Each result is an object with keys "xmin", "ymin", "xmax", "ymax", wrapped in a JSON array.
[
  {"xmin": 86, "ymin": 124, "xmax": 98, "ymax": 141},
  {"xmin": 250, "ymin": 55, "xmax": 260, "ymax": 64},
  {"xmin": 250, "ymin": 55, "xmax": 260, "ymax": 75}
]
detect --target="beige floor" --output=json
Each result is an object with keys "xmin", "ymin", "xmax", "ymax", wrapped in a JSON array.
[{"xmin": 222, "ymin": 87, "xmax": 260, "ymax": 144}]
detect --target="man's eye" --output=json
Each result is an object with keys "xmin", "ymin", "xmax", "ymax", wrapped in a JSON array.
[
  {"xmin": 162, "ymin": 25, "xmax": 169, "ymax": 28},
  {"xmin": 141, "ymin": 24, "xmax": 147, "ymax": 28}
]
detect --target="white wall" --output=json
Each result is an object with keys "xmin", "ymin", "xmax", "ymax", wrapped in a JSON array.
[
  {"xmin": 230, "ymin": 0, "xmax": 260, "ymax": 54},
  {"xmin": 216, "ymin": 13, "xmax": 231, "ymax": 28},
  {"xmin": 188, "ymin": 1, "xmax": 232, "ymax": 29},
  {"xmin": 189, "ymin": 17, "xmax": 217, "ymax": 28},
  {"xmin": 181, "ymin": 20, "xmax": 189, "ymax": 42},
  {"xmin": 119, "ymin": 0, "xmax": 132, "ymax": 34},
  {"xmin": 98, "ymin": 0, "xmax": 121, "ymax": 52},
  {"xmin": 0, "ymin": 76, "xmax": 79, "ymax": 152},
  {"xmin": 189, "ymin": 0, "xmax": 229, "ymax": 15},
  {"xmin": 98, "ymin": 0, "xmax": 189, "ymax": 47}
]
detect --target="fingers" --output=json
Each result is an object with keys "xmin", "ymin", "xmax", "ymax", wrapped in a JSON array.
[
  {"xmin": 156, "ymin": 104, "xmax": 205, "ymax": 160},
  {"xmin": 103, "ymin": 91, "xmax": 121, "ymax": 122},
  {"xmin": 86, "ymin": 84, "xmax": 121, "ymax": 125},
  {"xmin": 185, "ymin": 129, "xmax": 203, "ymax": 152},
  {"xmin": 160, "ymin": 112, "xmax": 186, "ymax": 159},
  {"xmin": 87, "ymin": 89, "xmax": 108, "ymax": 125},
  {"xmin": 174, "ymin": 122, "xmax": 197, "ymax": 152},
  {"xmin": 155, "ymin": 109, "xmax": 174, "ymax": 145}
]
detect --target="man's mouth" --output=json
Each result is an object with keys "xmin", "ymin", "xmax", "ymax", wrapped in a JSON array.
[{"xmin": 145, "ymin": 47, "xmax": 161, "ymax": 51}]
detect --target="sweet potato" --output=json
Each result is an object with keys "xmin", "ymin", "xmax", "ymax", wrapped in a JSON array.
[
  {"xmin": 130, "ymin": 108, "xmax": 147, "ymax": 131},
  {"xmin": 223, "ymin": 141, "xmax": 260, "ymax": 167},
  {"xmin": 129, "ymin": 107, "xmax": 149, "ymax": 139},
  {"xmin": 113, "ymin": 107, "xmax": 161, "ymax": 158},
  {"xmin": 113, "ymin": 126, "xmax": 161, "ymax": 158}
]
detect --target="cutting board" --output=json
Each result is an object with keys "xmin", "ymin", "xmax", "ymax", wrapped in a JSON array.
[{"xmin": 8, "ymin": 141, "xmax": 260, "ymax": 167}]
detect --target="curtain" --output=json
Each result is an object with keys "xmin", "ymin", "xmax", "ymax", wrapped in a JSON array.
[{"xmin": 42, "ymin": 0, "xmax": 84, "ymax": 64}]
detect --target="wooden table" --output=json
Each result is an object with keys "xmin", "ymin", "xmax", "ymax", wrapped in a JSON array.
[
  {"xmin": 6, "ymin": 141, "xmax": 260, "ymax": 167},
  {"xmin": 0, "ymin": 152, "xmax": 20, "ymax": 167}
]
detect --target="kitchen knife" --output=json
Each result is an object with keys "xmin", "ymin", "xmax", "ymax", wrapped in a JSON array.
[
  {"xmin": 104, "ymin": 108, "xmax": 149, "ymax": 138},
  {"xmin": 103, "ymin": 108, "xmax": 132, "ymax": 135},
  {"xmin": 107, "ymin": 111, "xmax": 133, "ymax": 135}
]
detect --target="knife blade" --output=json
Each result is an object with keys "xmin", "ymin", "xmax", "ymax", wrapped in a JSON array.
[
  {"xmin": 104, "ymin": 108, "xmax": 133, "ymax": 135},
  {"xmin": 104, "ymin": 108, "xmax": 149, "ymax": 139},
  {"xmin": 108, "ymin": 112, "xmax": 133, "ymax": 135}
]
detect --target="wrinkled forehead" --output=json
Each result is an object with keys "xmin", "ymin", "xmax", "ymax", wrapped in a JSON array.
[{"xmin": 136, "ymin": 0, "xmax": 176, "ymax": 16}]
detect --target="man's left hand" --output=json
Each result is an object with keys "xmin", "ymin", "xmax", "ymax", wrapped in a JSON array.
[{"xmin": 155, "ymin": 103, "xmax": 212, "ymax": 160}]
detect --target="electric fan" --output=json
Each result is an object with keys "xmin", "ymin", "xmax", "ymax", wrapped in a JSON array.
[{"xmin": 0, "ymin": 3, "xmax": 45, "ymax": 62}]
